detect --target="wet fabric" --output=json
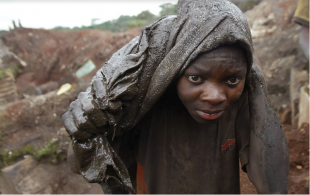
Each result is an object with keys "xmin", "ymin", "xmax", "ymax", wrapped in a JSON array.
[{"xmin": 62, "ymin": 0, "xmax": 289, "ymax": 193}]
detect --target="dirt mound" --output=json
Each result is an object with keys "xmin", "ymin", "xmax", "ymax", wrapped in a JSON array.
[
  {"xmin": 1, "ymin": 27, "xmax": 140, "ymax": 96},
  {"xmin": 286, "ymin": 123, "xmax": 309, "ymax": 194}
]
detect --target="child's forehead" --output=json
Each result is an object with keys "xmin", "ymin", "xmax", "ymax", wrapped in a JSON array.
[
  {"xmin": 187, "ymin": 45, "xmax": 248, "ymax": 69},
  {"xmin": 199, "ymin": 45, "xmax": 246, "ymax": 60}
]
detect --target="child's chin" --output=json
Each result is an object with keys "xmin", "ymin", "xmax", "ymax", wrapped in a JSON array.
[{"xmin": 192, "ymin": 115, "xmax": 220, "ymax": 125}]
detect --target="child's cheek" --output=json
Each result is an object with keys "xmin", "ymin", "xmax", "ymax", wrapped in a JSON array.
[
  {"xmin": 233, "ymin": 82, "xmax": 246, "ymax": 103},
  {"xmin": 235, "ymin": 90, "xmax": 243, "ymax": 101}
]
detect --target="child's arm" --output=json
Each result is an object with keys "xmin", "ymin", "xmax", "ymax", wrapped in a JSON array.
[
  {"xmin": 245, "ymin": 57, "xmax": 289, "ymax": 194},
  {"xmin": 62, "ymin": 16, "xmax": 177, "ymax": 193},
  {"xmin": 235, "ymin": 91, "xmax": 268, "ymax": 193},
  {"xmin": 62, "ymin": 35, "xmax": 145, "ymax": 193},
  {"xmin": 235, "ymin": 92, "xmax": 250, "ymax": 173}
]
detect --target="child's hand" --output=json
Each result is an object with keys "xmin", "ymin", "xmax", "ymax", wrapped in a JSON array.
[{"xmin": 62, "ymin": 90, "xmax": 110, "ymax": 140}]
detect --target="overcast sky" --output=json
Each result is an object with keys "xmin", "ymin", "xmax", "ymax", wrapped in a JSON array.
[{"xmin": 0, "ymin": 0, "xmax": 178, "ymax": 31}]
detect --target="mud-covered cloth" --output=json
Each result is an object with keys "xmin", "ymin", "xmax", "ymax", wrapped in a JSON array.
[
  {"xmin": 293, "ymin": 0, "xmax": 309, "ymax": 27},
  {"xmin": 62, "ymin": 0, "xmax": 289, "ymax": 194}
]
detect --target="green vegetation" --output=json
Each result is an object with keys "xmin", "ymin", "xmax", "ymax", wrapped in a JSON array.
[
  {"xmin": 52, "ymin": 3, "xmax": 178, "ymax": 32},
  {"xmin": 304, "ymin": 86, "xmax": 309, "ymax": 95},
  {"xmin": 35, "ymin": 139, "xmax": 59, "ymax": 161},
  {"xmin": 159, "ymin": 3, "xmax": 178, "ymax": 17},
  {"xmin": 0, "ymin": 139, "xmax": 61, "ymax": 169},
  {"xmin": 50, "ymin": 1, "xmax": 262, "ymax": 32},
  {"xmin": 0, "ymin": 65, "xmax": 19, "ymax": 80},
  {"xmin": 0, "ymin": 145, "xmax": 36, "ymax": 168}
]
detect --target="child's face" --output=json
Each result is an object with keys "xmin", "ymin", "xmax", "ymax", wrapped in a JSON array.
[{"xmin": 177, "ymin": 46, "xmax": 247, "ymax": 124}]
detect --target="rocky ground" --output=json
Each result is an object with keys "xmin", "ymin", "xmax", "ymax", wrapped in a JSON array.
[{"xmin": 0, "ymin": 0, "xmax": 308, "ymax": 194}]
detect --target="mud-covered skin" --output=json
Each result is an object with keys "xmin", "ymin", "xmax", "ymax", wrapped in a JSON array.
[{"xmin": 62, "ymin": 0, "xmax": 289, "ymax": 193}]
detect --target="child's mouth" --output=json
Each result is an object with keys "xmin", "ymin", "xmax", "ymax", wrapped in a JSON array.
[{"xmin": 196, "ymin": 110, "xmax": 224, "ymax": 120}]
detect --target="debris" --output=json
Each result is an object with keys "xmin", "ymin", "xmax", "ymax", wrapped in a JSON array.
[
  {"xmin": 298, "ymin": 86, "xmax": 309, "ymax": 127},
  {"xmin": 75, "ymin": 59, "xmax": 96, "ymax": 78},
  {"xmin": 56, "ymin": 83, "xmax": 72, "ymax": 96}
]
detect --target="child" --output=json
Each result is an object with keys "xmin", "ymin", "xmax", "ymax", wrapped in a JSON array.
[{"xmin": 62, "ymin": 0, "xmax": 289, "ymax": 193}]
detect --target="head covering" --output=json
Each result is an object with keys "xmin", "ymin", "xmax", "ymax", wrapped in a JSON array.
[{"xmin": 62, "ymin": 0, "xmax": 289, "ymax": 193}]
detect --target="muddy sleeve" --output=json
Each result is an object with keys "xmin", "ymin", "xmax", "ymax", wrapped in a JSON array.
[
  {"xmin": 62, "ymin": 34, "xmax": 146, "ymax": 141},
  {"xmin": 61, "ymin": 34, "xmax": 149, "ymax": 194},
  {"xmin": 235, "ymin": 92, "xmax": 251, "ymax": 172},
  {"xmin": 246, "ymin": 59, "xmax": 289, "ymax": 194}
]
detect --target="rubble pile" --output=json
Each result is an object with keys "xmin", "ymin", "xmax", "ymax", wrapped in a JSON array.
[
  {"xmin": 0, "ymin": 26, "xmax": 140, "ymax": 193},
  {"xmin": 1, "ymin": 26, "xmax": 140, "ymax": 97},
  {"xmin": 0, "ymin": 40, "xmax": 26, "ymax": 105}
]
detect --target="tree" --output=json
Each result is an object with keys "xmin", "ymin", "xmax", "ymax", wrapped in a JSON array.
[
  {"xmin": 159, "ymin": 3, "xmax": 178, "ymax": 17},
  {"xmin": 136, "ymin": 10, "xmax": 156, "ymax": 21}
]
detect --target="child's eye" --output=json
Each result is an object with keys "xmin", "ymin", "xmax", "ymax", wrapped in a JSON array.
[
  {"xmin": 187, "ymin": 75, "xmax": 203, "ymax": 83},
  {"xmin": 225, "ymin": 77, "xmax": 240, "ymax": 86}
]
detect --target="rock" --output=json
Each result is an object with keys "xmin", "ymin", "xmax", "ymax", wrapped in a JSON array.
[
  {"xmin": 280, "ymin": 105, "xmax": 292, "ymax": 125},
  {"xmin": 251, "ymin": 26, "xmax": 277, "ymax": 38},
  {"xmin": 34, "ymin": 81, "xmax": 59, "ymax": 96},
  {"xmin": 272, "ymin": 0, "xmax": 299, "ymax": 29},
  {"xmin": 0, "ymin": 79, "xmax": 89, "ymax": 151},
  {"xmin": 298, "ymin": 86, "xmax": 309, "ymax": 127},
  {"xmin": 290, "ymin": 66, "xmax": 309, "ymax": 128},
  {"xmin": 264, "ymin": 55, "xmax": 295, "ymax": 109},
  {"xmin": 0, "ymin": 157, "xmax": 102, "ymax": 194},
  {"xmin": 0, "ymin": 39, "xmax": 27, "ymax": 70},
  {"xmin": 1, "ymin": 157, "xmax": 38, "ymax": 194},
  {"xmin": 0, "ymin": 72, "xmax": 18, "ymax": 106}
]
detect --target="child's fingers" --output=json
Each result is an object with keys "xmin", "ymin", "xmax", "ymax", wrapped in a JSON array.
[
  {"xmin": 92, "ymin": 78, "xmax": 109, "ymax": 110},
  {"xmin": 62, "ymin": 111, "xmax": 93, "ymax": 140},
  {"xmin": 78, "ymin": 92, "xmax": 109, "ymax": 128},
  {"xmin": 70, "ymin": 100, "xmax": 98, "ymax": 134}
]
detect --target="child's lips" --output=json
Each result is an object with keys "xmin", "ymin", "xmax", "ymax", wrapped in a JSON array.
[{"xmin": 196, "ymin": 110, "xmax": 224, "ymax": 120}]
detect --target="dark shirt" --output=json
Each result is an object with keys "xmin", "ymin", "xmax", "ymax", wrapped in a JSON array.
[{"xmin": 134, "ymin": 90, "xmax": 250, "ymax": 194}]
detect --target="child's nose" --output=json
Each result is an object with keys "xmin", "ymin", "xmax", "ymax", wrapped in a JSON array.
[{"xmin": 200, "ymin": 83, "xmax": 226, "ymax": 105}]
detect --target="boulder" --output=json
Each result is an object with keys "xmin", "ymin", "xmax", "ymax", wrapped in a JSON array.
[
  {"xmin": 290, "ymin": 66, "xmax": 309, "ymax": 128},
  {"xmin": 0, "ymin": 157, "xmax": 102, "ymax": 194}
]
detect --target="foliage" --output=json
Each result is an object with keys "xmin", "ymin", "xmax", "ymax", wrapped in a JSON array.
[
  {"xmin": 0, "ymin": 66, "xmax": 19, "ymax": 80},
  {"xmin": 0, "ymin": 139, "xmax": 60, "ymax": 169},
  {"xmin": 90, "ymin": 11, "xmax": 156, "ymax": 32},
  {"xmin": 52, "ymin": 26, "xmax": 71, "ymax": 30},
  {"xmin": 304, "ymin": 86, "xmax": 309, "ymax": 95},
  {"xmin": 159, "ymin": 3, "xmax": 178, "ymax": 17},
  {"xmin": 52, "ymin": 3, "xmax": 178, "ymax": 32},
  {"xmin": 34, "ymin": 139, "xmax": 59, "ymax": 160},
  {"xmin": 0, "ymin": 145, "xmax": 36, "ymax": 168}
]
